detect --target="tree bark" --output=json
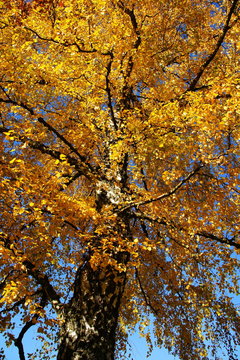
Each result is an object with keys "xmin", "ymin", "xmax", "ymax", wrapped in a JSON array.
[{"xmin": 57, "ymin": 260, "xmax": 127, "ymax": 360}]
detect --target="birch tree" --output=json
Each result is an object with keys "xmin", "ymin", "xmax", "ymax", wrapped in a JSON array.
[{"xmin": 0, "ymin": 1, "xmax": 239, "ymax": 359}]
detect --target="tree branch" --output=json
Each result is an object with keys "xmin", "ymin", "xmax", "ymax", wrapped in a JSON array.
[
  {"xmin": 105, "ymin": 52, "xmax": 118, "ymax": 131},
  {"xmin": 24, "ymin": 26, "xmax": 113, "ymax": 56},
  {"xmin": 14, "ymin": 295, "xmax": 47, "ymax": 360},
  {"xmin": 37, "ymin": 117, "xmax": 90, "ymax": 164},
  {"xmin": 135, "ymin": 268, "xmax": 159, "ymax": 316},
  {"xmin": 196, "ymin": 231, "xmax": 240, "ymax": 249},
  {"xmin": 117, "ymin": 164, "xmax": 203, "ymax": 213},
  {"xmin": 0, "ymin": 270, "xmax": 14, "ymax": 292},
  {"xmin": 188, "ymin": 0, "xmax": 239, "ymax": 90},
  {"xmin": 0, "ymin": 125, "xmax": 93, "ymax": 179},
  {"xmin": 117, "ymin": 2, "xmax": 141, "ymax": 49},
  {"xmin": 24, "ymin": 26, "xmax": 97, "ymax": 53},
  {"xmin": 0, "ymin": 233, "xmax": 61, "ymax": 307},
  {"xmin": 0, "ymin": 86, "xmax": 100, "ymax": 175},
  {"xmin": 22, "ymin": 260, "xmax": 62, "ymax": 306}
]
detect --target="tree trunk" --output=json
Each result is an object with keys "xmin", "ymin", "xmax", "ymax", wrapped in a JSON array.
[{"xmin": 57, "ymin": 260, "xmax": 127, "ymax": 360}]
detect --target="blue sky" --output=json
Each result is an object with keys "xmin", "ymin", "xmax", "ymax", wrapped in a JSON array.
[
  {"xmin": 0, "ymin": 329, "xmax": 179, "ymax": 360},
  {"xmin": 127, "ymin": 333, "xmax": 178, "ymax": 360},
  {"xmin": 0, "ymin": 289, "xmax": 239, "ymax": 359},
  {"xmin": 1, "ymin": 312, "xmax": 240, "ymax": 360}
]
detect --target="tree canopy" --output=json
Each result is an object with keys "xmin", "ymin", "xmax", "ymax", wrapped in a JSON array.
[{"xmin": 0, "ymin": 1, "xmax": 239, "ymax": 359}]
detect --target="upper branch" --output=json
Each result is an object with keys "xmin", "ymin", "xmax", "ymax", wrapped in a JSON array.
[
  {"xmin": 24, "ymin": 26, "xmax": 113, "ymax": 56},
  {"xmin": 135, "ymin": 268, "xmax": 159, "ymax": 316},
  {"xmin": 117, "ymin": 2, "xmax": 141, "ymax": 109},
  {"xmin": 0, "ymin": 125, "xmax": 93, "ymax": 179},
  {"xmin": 24, "ymin": 26, "xmax": 97, "ymax": 53},
  {"xmin": 117, "ymin": 164, "xmax": 203, "ymax": 213},
  {"xmin": 37, "ymin": 117, "xmax": 93, "ymax": 168},
  {"xmin": 105, "ymin": 52, "xmax": 118, "ymax": 131},
  {"xmin": 188, "ymin": 0, "xmax": 239, "ymax": 90},
  {"xmin": 196, "ymin": 231, "xmax": 240, "ymax": 250},
  {"xmin": 0, "ymin": 85, "xmax": 100, "ymax": 178},
  {"xmin": 117, "ymin": 2, "xmax": 141, "ymax": 49}
]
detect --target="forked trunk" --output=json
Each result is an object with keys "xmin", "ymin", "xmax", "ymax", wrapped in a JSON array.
[{"xmin": 57, "ymin": 261, "xmax": 127, "ymax": 360}]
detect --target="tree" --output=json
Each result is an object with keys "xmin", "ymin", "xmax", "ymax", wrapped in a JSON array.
[{"xmin": 0, "ymin": 0, "xmax": 239, "ymax": 359}]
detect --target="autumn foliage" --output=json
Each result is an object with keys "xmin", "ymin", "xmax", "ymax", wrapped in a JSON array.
[{"xmin": 0, "ymin": 0, "xmax": 239, "ymax": 359}]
